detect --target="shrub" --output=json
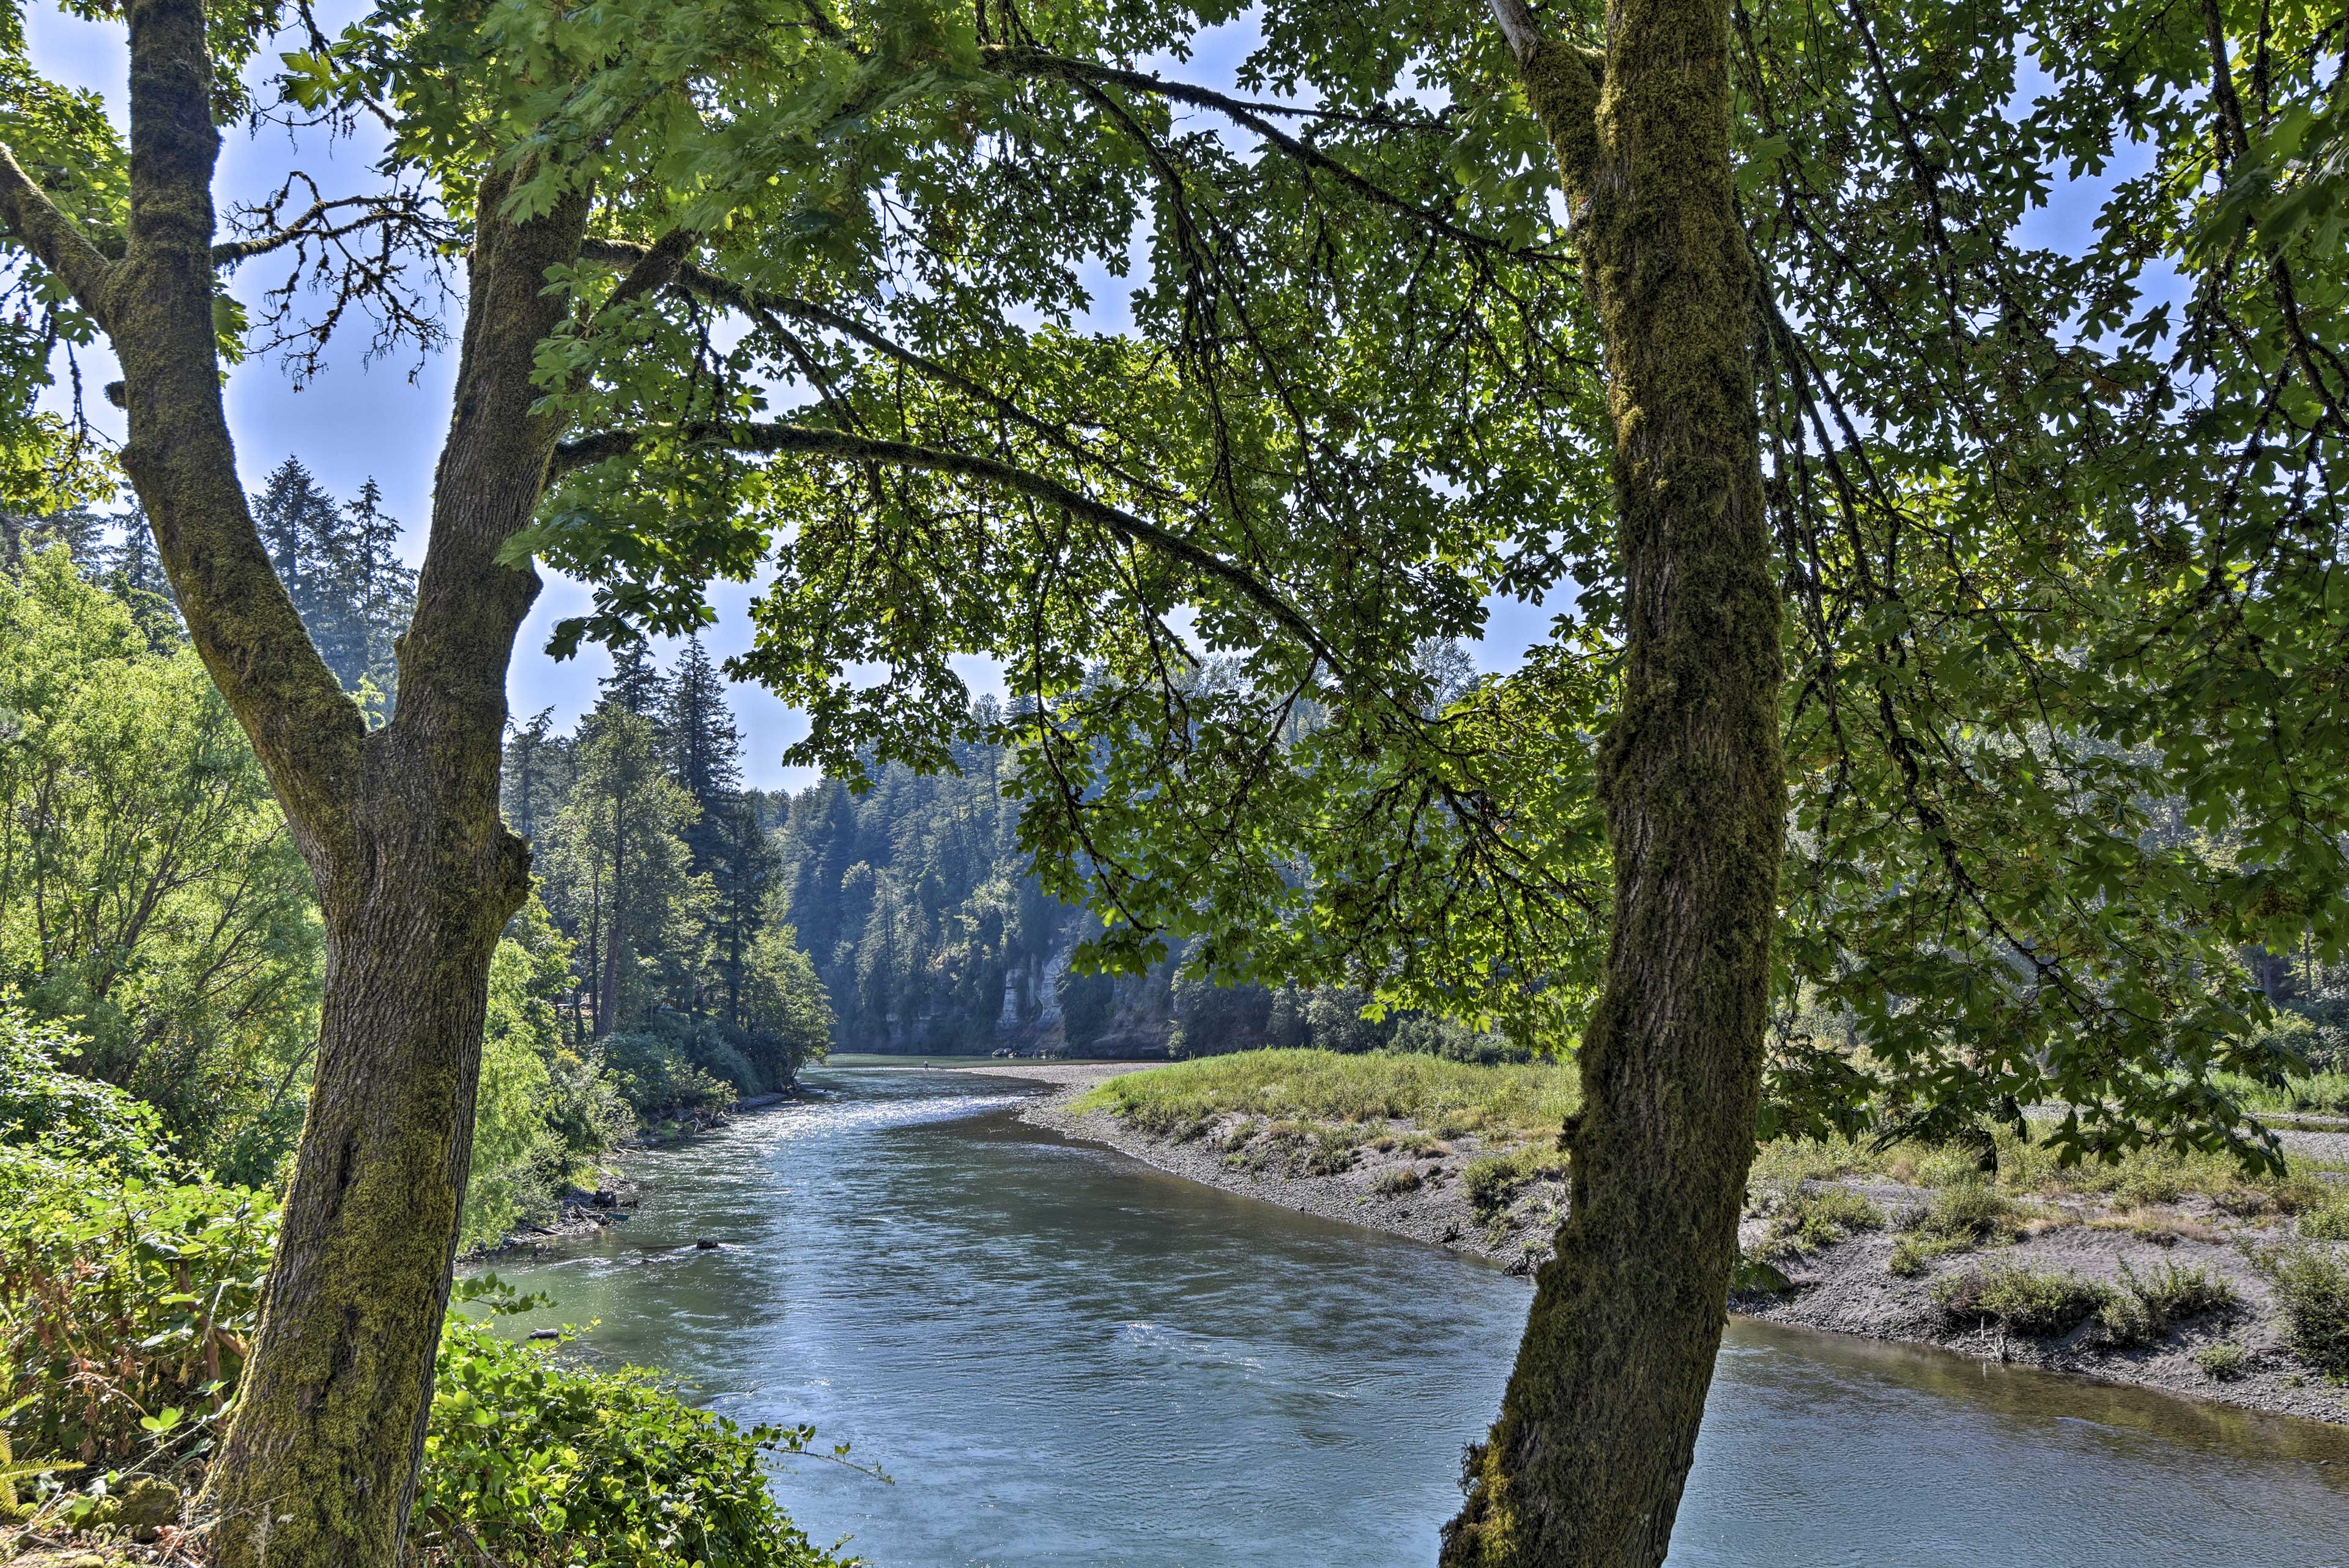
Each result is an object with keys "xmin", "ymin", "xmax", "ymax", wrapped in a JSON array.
[
  {"xmin": 1935, "ymin": 1266, "xmax": 2111, "ymax": 1337},
  {"xmin": 2255, "ymin": 1242, "xmax": 2349, "ymax": 1375},
  {"xmin": 1372, "ymin": 1166, "xmax": 1423, "ymax": 1197},
  {"xmin": 1750, "ymin": 1182, "xmax": 1884, "ymax": 1261},
  {"xmin": 1888, "ymin": 1236, "xmax": 1946, "ymax": 1277},
  {"xmin": 2194, "ymin": 1340, "xmax": 2249, "ymax": 1380},
  {"xmin": 1463, "ymin": 1145, "xmax": 1568, "ymax": 1218},
  {"xmin": 1910, "ymin": 1184, "xmax": 2024, "ymax": 1246},
  {"xmin": 0, "ymin": 1003, "xmax": 169, "ymax": 1178},
  {"xmin": 0, "ymin": 1159, "xmax": 847, "ymax": 1564},
  {"xmin": 1293, "ymin": 1125, "xmax": 1363, "ymax": 1176},
  {"xmin": 420, "ymin": 1305, "xmax": 852, "ymax": 1567},
  {"xmin": 2097, "ymin": 1261, "xmax": 2238, "ymax": 1347},
  {"xmin": 2299, "ymin": 1191, "xmax": 2349, "ymax": 1242},
  {"xmin": 0, "ymin": 1159, "xmax": 272, "ymax": 1471}
]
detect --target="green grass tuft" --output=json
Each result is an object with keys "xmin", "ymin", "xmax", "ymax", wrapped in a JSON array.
[
  {"xmin": 1935, "ymin": 1266, "xmax": 2111, "ymax": 1337},
  {"xmin": 1462, "ymin": 1145, "xmax": 1570, "ymax": 1217}
]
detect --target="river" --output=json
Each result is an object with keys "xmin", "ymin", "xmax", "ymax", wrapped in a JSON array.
[{"xmin": 483, "ymin": 1068, "xmax": 2349, "ymax": 1567}]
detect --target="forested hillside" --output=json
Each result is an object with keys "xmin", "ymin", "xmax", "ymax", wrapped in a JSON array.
[
  {"xmin": 0, "ymin": 482, "xmax": 828, "ymax": 1249},
  {"xmin": 772, "ymin": 700, "xmax": 1531, "ymax": 1064}
]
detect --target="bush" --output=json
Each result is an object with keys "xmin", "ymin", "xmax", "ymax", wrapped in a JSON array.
[
  {"xmin": 1935, "ymin": 1266, "xmax": 2110, "ymax": 1337},
  {"xmin": 1749, "ymin": 1181, "xmax": 1884, "ymax": 1261},
  {"xmin": 1918, "ymin": 1185, "xmax": 2023, "ymax": 1242},
  {"xmin": 1371, "ymin": 1166, "xmax": 1423, "ymax": 1197},
  {"xmin": 1463, "ymin": 1145, "xmax": 1568, "ymax": 1218},
  {"xmin": 0, "ymin": 1161, "xmax": 272, "ymax": 1473},
  {"xmin": 2194, "ymin": 1340, "xmax": 2249, "ymax": 1380},
  {"xmin": 420, "ymin": 1299, "xmax": 852, "ymax": 1567},
  {"xmin": 0, "ymin": 1002, "xmax": 169, "ymax": 1178},
  {"xmin": 2255, "ymin": 1242, "xmax": 2349, "ymax": 1375},
  {"xmin": 2097, "ymin": 1261, "xmax": 2238, "ymax": 1347},
  {"xmin": 0, "ymin": 1162, "xmax": 846, "ymax": 1564},
  {"xmin": 2299, "ymin": 1189, "xmax": 2349, "ymax": 1242}
]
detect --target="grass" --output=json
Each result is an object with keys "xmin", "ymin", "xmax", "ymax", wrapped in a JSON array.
[
  {"xmin": 2254, "ymin": 1242, "xmax": 2349, "ymax": 1376},
  {"xmin": 1936, "ymin": 1266, "xmax": 2111, "ymax": 1337},
  {"xmin": 1751, "ymin": 1128, "xmax": 2348, "ymax": 1215},
  {"xmin": 1372, "ymin": 1166, "xmax": 1424, "ymax": 1197},
  {"xmin": 1075, "ymin": 1048, "xmax": 1578, "ymax": 1143},
  {"xmin": 1747, "ymin": 1181, "xmax": 1885, "ymax": 1264},
  {"xmin": 2217, "ymin": 1069, "xmax": 2349, "ymax": 1119}
]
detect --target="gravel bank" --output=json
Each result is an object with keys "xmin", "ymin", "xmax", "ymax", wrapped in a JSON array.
[{"xmin": 981, "ymin": 1062, "xmax": 2349, "ymax": 1428}]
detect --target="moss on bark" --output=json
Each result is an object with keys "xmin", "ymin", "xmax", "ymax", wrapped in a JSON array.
[{"xmin": 1444, "ymin": 9, "xmax": 1786, "ymax": 1567}]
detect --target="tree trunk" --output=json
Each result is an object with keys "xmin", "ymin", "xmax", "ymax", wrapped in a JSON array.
[
  {"xmin": 191, "ymin": 163, "xmax": 589, "ymax": 1568},
  {"xmin": 1444, "ymin": 6, "xmax": 1786, "ymax": 1567}
]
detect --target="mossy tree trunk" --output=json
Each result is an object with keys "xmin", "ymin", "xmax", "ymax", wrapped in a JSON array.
[
  {"xmin": 0, "ymin": 4, "xmax": 590, "ymax": 1564},
  {"xmin": 1442, "ymin": 4, "xmax": 1786, "ymax": 1566}
]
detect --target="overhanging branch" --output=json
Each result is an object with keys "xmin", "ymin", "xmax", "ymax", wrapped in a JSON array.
[
  {"xmin": 552, "ymin": 418, "xmax": 1344, "ymax": 674},
  {"xmin": 0, "ymin": 144, "xmax": 118, "ymax": 322}
]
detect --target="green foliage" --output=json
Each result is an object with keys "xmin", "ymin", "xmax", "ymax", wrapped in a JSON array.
[
  {"xmin": 0, "ymin": 1154, "xmax": 845, "ymax": 1564},
  {"xmin": 543, "ymin": 707, "xmax": 710, "ymax": 1042},
  {"xmin": 1746, "ymin": 1181, "xmax": 1885, "ymax": 1263},
  {"xmin": 1935, "ymin": 1267, "xmax": 2112, "ymax": 1339},
  {"xmin": 0, "ymin": 1000, "xmax": 166, "ymax": 1175},
  {"xmin": 2254, "ymin": 1243, "xmax": 2349, "ymax": 1376},
  {"xmin": 464, "ymin": 900, "xmax": 630, "ymax": 1248},
  {"xmin": 1908, "ymin": 1186, "xmax": 2027, "ymax": 1247},
  {"xmin": 1371, "ymin": 1165, "xmax": 1423, "ymax": 1197},
  {"xmin": 2194, "ymin": 1340, "xmax": 2249, "ymax": 1380},
  {"xmin": 2300, "ymin": 1190, "xmax": 2349, "ymax": 1244},
  {"xmin": 0, "ymin": 549, "xmax": 321, "ymax": 1180},
  {"xmin": 1462, "ymin": 1145, "xmax": 1570, "ymax": 1219},
  {"xmin": 778, "ymin": 740, "xmax": 1079, "ymax": 1056},
  {"xmin": 419, "ymin": 1312, "xmax": 851, "ymax": 1568},
  {"xmin": 248, "ymin": 458, "xmax": 415, "ymax": 702},
  {"xmin": 2095, "ymin": 1261, "xmax": 2239, "ymax": 1349},
  {"xmin": 0, "ymin": 1156, "xmax": 272, "ymax": 1471}
]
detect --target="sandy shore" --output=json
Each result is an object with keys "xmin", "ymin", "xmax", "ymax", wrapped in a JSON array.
[{"xmin": 975, "ymin": 1061, "xmax": 2349, "ymax": 1429}]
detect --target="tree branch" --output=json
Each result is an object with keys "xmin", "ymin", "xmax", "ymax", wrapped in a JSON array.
[
  {"xmin": 979, "ymin": 45, "xmax": 1543, "ymax": 259},
  {"xmin": 1487, "ymin": 0, "xmax": 1546, "ymax": 66},
  {"xmin": 576, "ymin": 236, "xmax": 1174, "ymax": 498},
  {"xmin": 552, "ymin": 418, "xmax": 1345, "ymax": 674},
  {"xmin": 0, "ymin": 143, "xmax": 119, "ymax": 321},
  {"xmin": 109, "ymin": 0, "xmax": 362, "ymax": 858}
]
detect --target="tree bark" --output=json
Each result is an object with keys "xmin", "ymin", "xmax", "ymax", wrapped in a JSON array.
[
  {"xmin": 0, "ymin": 6, "xmax": 587, "ymax": 1561},
  {"xmin": 1442, "ymin": 5, "xmax": 1786, "ymax": 1566},
  {"xmin": 195, "ymin": 166, "xmax": 587, "ymax": 1565}
]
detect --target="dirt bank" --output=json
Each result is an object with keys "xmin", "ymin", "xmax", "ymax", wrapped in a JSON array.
[{"xmin": 981, "ymin": 1063, "xmax": 2349, "ymax": 1428}]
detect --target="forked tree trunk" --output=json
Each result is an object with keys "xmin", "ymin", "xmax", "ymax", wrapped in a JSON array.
[
  {"xmin": 0, "ymin": 7, "xmax": 602, "ymax": 1561},
  {"xmin": 195, "ymin": 171, "xmax": 588, "ymax": 1564},
  {"xmin": 1442, "ymin": 5, "xmax": 1786, "ymax": 1566}
]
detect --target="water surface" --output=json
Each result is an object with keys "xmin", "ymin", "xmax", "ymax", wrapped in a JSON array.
[{"xmin": 485, "ymin": 1068, "xmax": 2349, "ymax": 1567}]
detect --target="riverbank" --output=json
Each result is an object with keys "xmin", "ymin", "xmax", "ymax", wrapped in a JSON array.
[
  {"xmin": 982, "ymin": 1058, "xmax": 2349, "ymax": 1428},
  {"xmin": 465, "ymin": 1088, "xmax": 806, "ymax": 1259}
]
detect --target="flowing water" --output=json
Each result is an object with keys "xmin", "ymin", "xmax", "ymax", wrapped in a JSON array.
[{"xmin": 483, "ymin": 1069, "xmax": 2349, "ymax": 1567}]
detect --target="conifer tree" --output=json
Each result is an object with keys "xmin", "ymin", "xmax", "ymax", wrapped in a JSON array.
[{"xmin": 598, "ymin": 641, "xmax": 667, "ymax": 720}]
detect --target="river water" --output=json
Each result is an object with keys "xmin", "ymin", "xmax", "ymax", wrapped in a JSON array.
[{"xmin": 483, "ymin": 1068, "xmax": 2349, "ymax": 1567}]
